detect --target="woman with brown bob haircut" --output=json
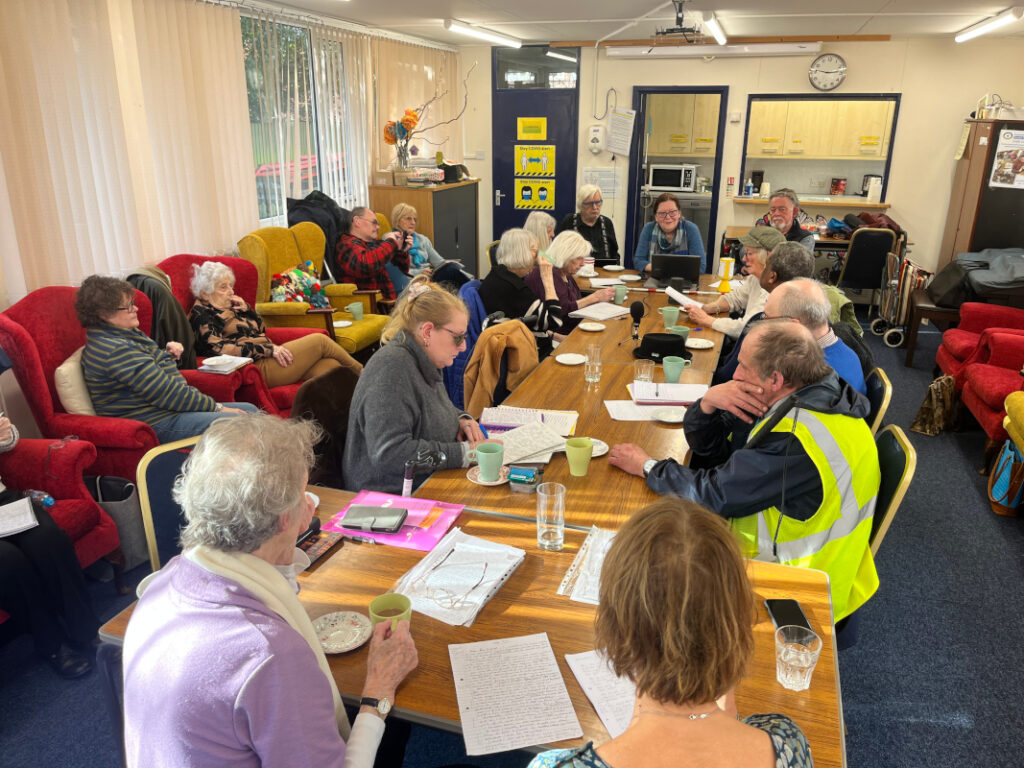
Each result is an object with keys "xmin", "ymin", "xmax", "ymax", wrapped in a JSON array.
[{"xmin": 528, "ymin": 499, "xmax": 812, "ymax": 768}]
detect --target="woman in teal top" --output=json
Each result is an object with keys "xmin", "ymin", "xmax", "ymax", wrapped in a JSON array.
[{"xmin": 528, "ymin": 499, "xmax": 812, "ymax": 768}]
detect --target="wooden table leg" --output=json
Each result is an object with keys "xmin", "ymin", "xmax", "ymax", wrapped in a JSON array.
[{"xmin": 904, "ymin": 301, "xmax": 922, "ymax": 367}]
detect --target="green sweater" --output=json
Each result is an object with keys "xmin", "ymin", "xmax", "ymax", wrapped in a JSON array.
[{"xmin": 82, "ymin": 326, "xmax": 216, "ymax": 426}]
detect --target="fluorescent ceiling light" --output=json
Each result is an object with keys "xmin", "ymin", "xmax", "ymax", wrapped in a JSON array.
[
  {"xmin": 606, "ymin": 42, "xmax": 821, "ymax": 59},
  {"xmin": 954, "ymin": 7, "xmax": 1023, "ymax": 42},
  {"xmin": 546, "ymin": 50, "xmax": 577, "ymax": 63},
  {"xmin": 702, "ymin": 12, "xmax": 727, "ymax": 46},
  {"xmin": 444, "ymin": 19, "xmax": 522, "ymax": 48}
]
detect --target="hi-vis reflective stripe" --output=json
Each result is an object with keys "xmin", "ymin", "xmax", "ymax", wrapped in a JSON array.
[
  {"xmin": 515, "ymin": 200, "xmax": 555, "ymax": 210},
  {"xmin": 754, "ymin": 408, "xmax": 875, "ymax": 563}
]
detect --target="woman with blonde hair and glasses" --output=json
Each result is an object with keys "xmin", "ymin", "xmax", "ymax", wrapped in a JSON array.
[
  {"xmin": 343, "ymin": 276, "xmax": 493, "ymax": 494},
  {"xmin": 389, "ymin": 203, "xmax": 470, "ymax": 288},
  {"xmin": 555, "ymin": 184, "xmax": 620, "ymax": 266},
  {"xmin": 529, "ymin": 498, "xmax": 812, "ymax": 768}
]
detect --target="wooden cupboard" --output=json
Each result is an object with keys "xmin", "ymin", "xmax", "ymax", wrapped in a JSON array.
[
  {"xmin": 784, "ymin": 101, "xmax": 835, "ymax": 157},
  {"xmin": 745, "ymin": 101, "xmax": 790, "ymax": 158},
  {"xmin": 646, "ymin": 94, "xmax": 720, "ymax": 157},
  {"xmin": 746, "ymin": 99, "xmax": 896, "ymax": 160},
  {"xmin": 690, "ymin": 94, "xmax": 721, "ymax": 157},
  {"xmin": 829, "ymin": 101, "xmax": 893, "ymax": 158}
]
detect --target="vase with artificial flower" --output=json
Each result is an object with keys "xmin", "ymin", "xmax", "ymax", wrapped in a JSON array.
[{"xmin": 383, "ymin": 109, "xmax": 419, "ymax": 171}]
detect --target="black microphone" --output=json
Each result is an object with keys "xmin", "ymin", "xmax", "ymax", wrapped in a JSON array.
[{"xmin": 630, "ymin": 301, "xmax": 644, "ymax": 341}]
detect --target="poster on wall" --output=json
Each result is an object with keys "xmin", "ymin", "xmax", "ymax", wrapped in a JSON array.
[
  {"xmin": 514, "ymin": 145, "xmax": 555, "ymax": 176},
  {"xmin": 605, "ymin": 108, "xmax": 636, "ymax": 156},
  {"xmin": 989, "ymin": 129, "xmax": 1024, "ymax": 189},
  {"xmin": 515, "ymin": 179, "xmax": 555, "ymax": 210},
  {"xmin": 517, "ymin": 117, "xmax": 547, "ymax": 141}
]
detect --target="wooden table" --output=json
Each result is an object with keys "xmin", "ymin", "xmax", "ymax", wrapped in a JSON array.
[
  {"xmin": 101, "ymin": 487, "xmax": 845, "ymax": 767},
  {"xmin": 416, "ymin": 270, "xmax": 725, "ymax": 530}
]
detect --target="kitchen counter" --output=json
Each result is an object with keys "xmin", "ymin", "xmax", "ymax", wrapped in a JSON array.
[{"xmin": 731, "ymin": 195, "xmax": 890, "ymax": 210}]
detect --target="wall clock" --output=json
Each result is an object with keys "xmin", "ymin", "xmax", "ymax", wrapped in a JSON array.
[{"xmin": 808, "ymin": 53, "xmax": 847, "ymax": 91}]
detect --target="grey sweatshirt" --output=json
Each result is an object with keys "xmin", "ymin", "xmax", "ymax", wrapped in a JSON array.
[{"xmin": 342, "ymin": 332, "xmax": 466, "ymax": 494}]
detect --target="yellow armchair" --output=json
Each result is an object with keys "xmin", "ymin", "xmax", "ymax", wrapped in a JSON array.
[{"xmin": 237, "ymin": 223, "xmax": 387, "ymax": 354}]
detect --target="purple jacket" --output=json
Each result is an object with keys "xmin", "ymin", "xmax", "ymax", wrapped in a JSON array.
[{"xmin": 123, "ymin": 556, "xmax": 347, "ymax": 768}]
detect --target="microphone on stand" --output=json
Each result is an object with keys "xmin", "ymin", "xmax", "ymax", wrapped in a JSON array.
[{"xmin": 630, "ymin": 301, "xmax": 645, "ymax": 342}]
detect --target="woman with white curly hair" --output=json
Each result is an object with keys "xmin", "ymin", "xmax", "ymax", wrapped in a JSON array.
[
  {"xmin": 525, "ymin": 231, "xmax": 615, "ymax": 333},
  {"xmin": 123, "ymin": 413, "xmax": 418, "ymax": 767},
  {"xmin": 188, "ymin": 261, "xmax": 361, "ymax": 387}
]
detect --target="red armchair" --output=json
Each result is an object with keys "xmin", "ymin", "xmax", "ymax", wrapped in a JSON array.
[
  {"xmin": 0, "ymin": 287, "xmax": 248, "ymax": 479},
  {"xmin": 0, "ymin": 437, "xmax": 125, "ymax": 625},
  {"xmin": 158, "ymin": 254, "xmax": 330, "ymax": 417},
  {"xmin": 936, "ymin": 302, "xmax": 1024, "ymax": 389},
  {"xmin": 961, "ymin": 332, "xmax": 1024, "ymax": 461}
]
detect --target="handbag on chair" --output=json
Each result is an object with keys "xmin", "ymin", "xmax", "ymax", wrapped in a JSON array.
[{"xmin": 987, "ymin": 440, "xmax": 1024, "ymax": 517}]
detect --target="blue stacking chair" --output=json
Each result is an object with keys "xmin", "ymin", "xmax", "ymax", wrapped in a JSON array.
[{"xmin": 136, "ymin": 437, "xmax": 198, "ymax": 571}]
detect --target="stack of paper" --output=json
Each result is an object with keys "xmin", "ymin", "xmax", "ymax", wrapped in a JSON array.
[
  {"xmin": 568, "ymin": 302, "xmax": 630, "ymax": 321},
  {"xmin": 557, "ymin": 526, "xmax": 617, "ymax": 605},
  {"xmin": 197, "ymin": 354, "xmax": 253, "ymax": 374},
  {"xmin": 394, "ymin": 528, "xmax": 525, "ymax": 627},
  {"xmin": 479, "ymin": 406, "xmax": 579, "ymax": 436},
  {"xmin": 497, "ymin": 420, "xmax": 566, "ymax": 464},
  {"xmin": 630, "ymin": 381, "xmax": 708, "ymax": 405},
  {"xmin": 587, "ymin": 277, "xmax": 624, "ymax": 287},
  {"xmin": 0, "ymin": 497, "xmax": 39, "ymax": 537}
]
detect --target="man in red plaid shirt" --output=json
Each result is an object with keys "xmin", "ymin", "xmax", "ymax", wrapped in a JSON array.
[{"xmin": 334, "ymin": 207, "xmax": 411, "ymax": 302}]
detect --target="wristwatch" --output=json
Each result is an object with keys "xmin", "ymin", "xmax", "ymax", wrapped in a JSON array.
[
  {"xmin": 214, "ymin": 403, "xmax": 224, "ymax": 412},
  {"xmin": 360, "ymin": 696, "xmax": 392, "ymax": 719},
  {"xmin": 642, "ymin": 459, "xmax": 657, "ymax": 477}
]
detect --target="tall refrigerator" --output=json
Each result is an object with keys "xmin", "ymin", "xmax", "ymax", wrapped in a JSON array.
[{"xmin": 938, "ymin": 118, "xmax": 1024, "ymax": 271}]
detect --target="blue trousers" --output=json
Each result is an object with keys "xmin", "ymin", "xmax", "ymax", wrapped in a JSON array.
[
  {"xmin": 151, "ymin": 402, "xmax": 259, "ymax": 444},
  {"xmin": 384, "ymin": 262, "xmax": 410, "ymax": 295}
]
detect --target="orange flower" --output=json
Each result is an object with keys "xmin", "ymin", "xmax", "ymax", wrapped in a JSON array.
[
  {"xmin": 383, "ymin": 121, "xmax": 397, "ymax": 145},
  {"xmin": 401, "ymin": 109, "xmax": 418, "ymax": 131}
]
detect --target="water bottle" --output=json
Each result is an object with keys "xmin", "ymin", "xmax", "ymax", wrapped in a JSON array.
[
  {"xmin": 744, "ymin": 178, "xmax": 754, "ymax": 197},
  {"xmin": 26, "ymin": 489, "xmax": 55, "ymax": 508}
]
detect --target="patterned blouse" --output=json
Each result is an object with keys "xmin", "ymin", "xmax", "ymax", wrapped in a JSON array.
[
  {"xmin": 189, "ymin": 299, "xmax": 274, "ymax": 360},
  {"xmin": 527, "ymin": 714, "xmax": 813, "ymax": 768}
]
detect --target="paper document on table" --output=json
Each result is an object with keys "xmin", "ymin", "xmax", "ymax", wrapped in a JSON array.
[
  {"xmin": 568, "ymin": 302, "xmax": 630, "ymax": 321},
  {"xmin": 603, "ymin": 400, "xmax": 666, "ymax": 421},
  {"xmin": 588, "ymin": 277, "xmax": 624, "ymax": 287},
  {"xmin": 664, "ymin": 286, "xmax": 702, "ymax": 308},
  {"xmin": 630, "ymin": 381, "xmax": 708, "ymax": 405},
  {"xmin": 565, "ymin": 650, "xmax": 636, "ymax": 738},
  {"xmin": 708, "ymin": 278, "xmax": 745, "ymax": 290},
  {"xmin": 498, "ymin": 421, "xmax": 566, "ymax": 464},
  {"xmin": 450, "ymin": 633, "xmax": 583, "ymax": 755},
  {"xmin": 0, "ymin": 497, "xmax": 39, "ymax": 538},
  {"xmin": 557, "ymin": 526, "xmax": 617, "ymax": 604},
  {"xmin": 481, "ymin": 406, "xmax": 579, "ymax": 436}
]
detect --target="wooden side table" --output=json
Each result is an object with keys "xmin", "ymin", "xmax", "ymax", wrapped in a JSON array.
[{"xmin": 904, "ymin": 288, "xmax": 960, "ymax": 367}]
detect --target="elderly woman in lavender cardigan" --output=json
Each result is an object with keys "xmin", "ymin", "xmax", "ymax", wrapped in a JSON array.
[{"xmin": 122, "ymin": 413, "xmax": 418, "ymax": 768}]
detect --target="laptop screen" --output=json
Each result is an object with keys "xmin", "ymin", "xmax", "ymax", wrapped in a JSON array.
[{"xmin": 651, "ymin": 253, "xmax": 702, "ymax": 286}]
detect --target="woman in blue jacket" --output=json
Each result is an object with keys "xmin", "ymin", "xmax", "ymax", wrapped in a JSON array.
[{"xmin": 633, "ymin": 193, "xmax": 705, "ymax": 274}]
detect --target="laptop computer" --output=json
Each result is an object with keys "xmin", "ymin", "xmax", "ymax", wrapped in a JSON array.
[{"xmin": 643, "ymin": 253, "xmax": 702, "ymax": 290}]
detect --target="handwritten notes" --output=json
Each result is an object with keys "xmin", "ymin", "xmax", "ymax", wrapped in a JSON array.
[
  {"xmin": 565, "ymin": 650, "xmax": 636, "ymax": 738},
  {"xmin": 449, "ymin": 633, "xmax": 582, "ymax": 755}
]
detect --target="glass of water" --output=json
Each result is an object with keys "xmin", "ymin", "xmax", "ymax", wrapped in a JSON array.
[
  {"xmin": 634, "ymin": 359, "xmax": 655, "ymax": 382},
  {"xmin": 774, "ymin": 625, "xmax": 823, "ymax": 691},
  {"xmin": 536, "ymin": 482, "xmax": 566, "ymax": 551},
  {"xmin": 584, "ymin": 361, "xmax": 602, "ymax": 383}
]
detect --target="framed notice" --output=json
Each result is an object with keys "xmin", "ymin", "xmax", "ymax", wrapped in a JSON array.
[
  {"xmin": 515, "ymin": 179, "xmax": 555, "ymax": 210},
  {"xmin": 517, "ymin": 117, "xmax": 547, "ymax": 141},
  {"xmin": 989, "ymin": 129, "xmax": 1024, "ymax": 189},
  {"xmin": 514, "ymin": 145, "xmax": 555, "ymax": 177}
]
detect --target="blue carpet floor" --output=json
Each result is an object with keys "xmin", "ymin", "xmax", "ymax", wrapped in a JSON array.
[{"xmin": 1, "ymin": 319, "xmax": 1022, "ymax": 767}]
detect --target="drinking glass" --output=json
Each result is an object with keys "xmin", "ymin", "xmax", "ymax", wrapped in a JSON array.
[
  {"xmin": 774, "ymin": 625, "xmax": 823, "ymax": 691},
  {"xmin": 634, "ymin": 359, "xmax": 655, "ymax": 382},
  {"xmin": 584, "ymin": 362, "xmax": 602, "ymax": 383},
  {"xmin": 536, "ymin": 482, "xmax": 566, "ymax": 551}
]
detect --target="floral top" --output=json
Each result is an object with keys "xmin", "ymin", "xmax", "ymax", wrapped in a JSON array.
[
  {"xmin": 527, "ymin": 714, "xmax": 812, "ymax": 768},
  {"xmin": 189, "ymin": 299, "xmax": 274, "ymax": 360}
]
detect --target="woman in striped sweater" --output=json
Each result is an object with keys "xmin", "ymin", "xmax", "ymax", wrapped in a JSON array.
[{"xmin": 76, "ymin": 276, "xmax": 257, "ymax": 443}]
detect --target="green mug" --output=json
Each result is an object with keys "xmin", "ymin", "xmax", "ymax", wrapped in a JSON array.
[
  {"xmin": 369, "ymin": 593, "xmax": 412, "ymax": 631},
  {"xmin": 470, "ymin": 443, "xmax": 504, "ymax": 483},
  {"xmin": 659, "ymin": 306, "xmax": 680, "ymax": 328},
  {"xmin": 614, "ymin": 285, "xmax": 628, "ymax": 305},
  {"xmin": 668, "ymin": 325, "xmax": 690, "ymax": 342},
  {"xmin": 565, "ymin": 437, "xmax": 594, "ymax": 477},
  {"xmin": 662, "ymin": 355, "xmax": 692, "ymax": 383},
  {"xmin": 345, "ymin": 301, "xmax": 364, "ymax": 321}
]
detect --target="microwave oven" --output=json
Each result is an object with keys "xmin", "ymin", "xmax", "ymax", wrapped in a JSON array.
[{"xmin": 647, "ymin": 164, "xmax": 697, "ymax": 192}]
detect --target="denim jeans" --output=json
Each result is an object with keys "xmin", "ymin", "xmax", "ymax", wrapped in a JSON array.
[
  {"xmin": 151, "ymin": 402, "xmax": 259, "ymax": 443},
  {"xmin": 384, "ymin": 262, "xmax": 410, "ymax": 295}
]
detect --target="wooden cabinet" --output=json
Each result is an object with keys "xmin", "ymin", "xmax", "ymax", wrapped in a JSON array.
[
  {"xmin": 690, "ymin": 94, "xmax": 721, "ymax": 157},
  {"xmin": 829, "ymin": 101, "xmax": 893, "ymax": 158},
  {"xmin": 745, "ymin": 101, "xmax": 789, "ymax": 158},
  {"xmin": 369, "ymin": 180, "xmax": 480, "ymax": 270},
  {"xmin": 784, "ymin": 101, "xmax": 835, "ymax": 157},
  {"xmin": 647, "ymin": 94, "xmax": 696, "ymax": 155}
]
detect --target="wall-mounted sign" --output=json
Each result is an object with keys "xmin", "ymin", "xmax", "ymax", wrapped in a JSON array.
[
  {"xmin": 517, "ymin": 117, "xmax": 547, "ymax": 141},
  {"xmin": 990, "ymin": 129, "xmax": 1024, "ymax": 189},
  {"xmin": 515, "ymin": 179, "xmax": 555, "ymax": 210},
  {"xmin": 514, "ymin": 145, "xmax": 555, "ymax": 177}
]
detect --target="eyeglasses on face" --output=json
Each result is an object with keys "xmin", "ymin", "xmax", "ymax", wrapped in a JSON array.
[
  {"xmin": 439, "ymin": 327, "xmax": 468, "ymax": 345},
  {"xmin": 581, "ymin": 199, "xmax": 603, "ymax": 207},
  {"xmin": 359, "ymin": 215, "xmax": 380, "ymax": 226},
  {"xmin": 768, "ymin": 205, "xmax": 792, "ymax": 214},
  {"xmin": 117, "ymin": 300, "xmax": 137, "ymax": 312},
  {"xmin": 655, "ymin": 209, "xmax": 680, "ymax": 219}
]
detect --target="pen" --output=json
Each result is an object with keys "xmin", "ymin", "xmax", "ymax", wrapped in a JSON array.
[
  {"xmin": 479, "ymin": 424, "xmax": 490, "ymax": 438},
  {"xmin": 342, "ymin": 535, "xmax": 376, "ymax": 544}
]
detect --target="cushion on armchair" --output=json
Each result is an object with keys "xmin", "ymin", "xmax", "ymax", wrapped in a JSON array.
[{"xmin": 54, "ymin": 347, "xmax": 96, "ymax": 416}]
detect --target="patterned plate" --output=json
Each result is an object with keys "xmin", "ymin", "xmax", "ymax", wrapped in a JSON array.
[
  {"xmin": 313, "ymin": 611, "xmax": 372, "ymax": 653},
  {"xmin": 467, "ymin": 465, "xmax": 511, "ymax": 486}
]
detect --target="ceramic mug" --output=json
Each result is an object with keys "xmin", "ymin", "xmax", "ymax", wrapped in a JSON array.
[
  {"xmin": 662, "ymin": 355, "xmax": 692, "ymax": 383},
  {"xmin": 469, "ymin": 443, "xmax": 504, "ymax": 483},
  {"xmin": 345, "ymin": 301, "xmax": 364, "ymax": 321},
  {"xmin": 668, "ymin": 325, "xmax": 690, "ymax": 342},
  {"xmin": 659, "ymin": 306, "xmax": 680, "ymax": 328}
]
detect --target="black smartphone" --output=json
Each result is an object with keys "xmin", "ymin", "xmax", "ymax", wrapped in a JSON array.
[
  {"xmin": 296, "ymin": 516, "xmax": 321, "ymax": 546},
  {"xmin": 764, "ymin": 599, "xmax": 812, "ymax": 631}
]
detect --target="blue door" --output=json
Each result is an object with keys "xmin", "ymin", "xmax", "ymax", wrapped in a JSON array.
[{"xmin": 491, "ymin": 47, "xmax": 579, "ymax": 242}]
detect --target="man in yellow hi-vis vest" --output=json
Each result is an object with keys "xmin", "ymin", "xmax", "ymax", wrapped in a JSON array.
[{"xmin": 610, "ymin": 320, "xmax": 879, "ymax": 624}]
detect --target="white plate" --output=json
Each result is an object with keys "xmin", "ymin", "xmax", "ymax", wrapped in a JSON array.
[
  {"xmin": 652, "ymin": 407, "xmax": 686, "ymax": 424},
  {"xmin": 590, "ymin": 438, "xmax": 609, "ymax": 457},
  {"xmin": 555, "ymin": 353, "xmax": 586, "ymax": 366},
  {"xmin": 577, "ymin": 269, "xmax": 599, "ymax": 278},
  {"xmin": 603, "ymin": 265, "xmax": 625, "ymax": 272},
  {"xmin": 685, "ymin": 338, "xmax": 715, "ymax": 350},
  {"xmin": 306, "ymin": 491, "xmax": 320, "ymax": 509},
  {"xmin": 467, "ymin": 465, "xmax": 510, "ymax": 486},
  {"xmin": 313, "ymin": 611, "xmax": 372, "ymax": 653},
  {"xmin": 333, "ymin": 320, "xmax": 353, "ymax": 328},
  {"xmin": 579, "ymin": 322, "xmax": 606, "ymax": 333},
  {"xmin": 201, "ymin": 355, "xmax": 238, "ymax": 367},
  {"xmin": 620, "ymin": 274, "xmax": 641, "ymax": 282}
]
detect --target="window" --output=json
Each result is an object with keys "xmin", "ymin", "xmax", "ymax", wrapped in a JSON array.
[{"xmin": 495, "ymin": 46, "xmax": 579, "ymax": 91}]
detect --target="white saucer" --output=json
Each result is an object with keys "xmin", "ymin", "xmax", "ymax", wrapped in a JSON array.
[
  {"xmin": 578, "ymin": 269, "xmax": 599, "ymax": 278},
  {"xmin": 590, "ymin": 438, "xmax": 609, "ymax": 457},
  {"xmin": 620, "ymin": 274, "xmax": 641, "ymax": 282},
  {"xmin": 652, "ymin": 407, "xmax": 686, "ymax": 424},
  {"xmin": 555, "ymin": 353, "xmax": 586, "ymax": 365},
  {"xmin": 313, "ymin": 611, "xmax": 372, "ymax": 653},
  {"xmin": 685, "ymin": 338, "xmax": 715, "ymax": 350},
  {"xmin": 333, "ymin": 320, "xmax": 353, "ymax": 328},
  {"xmin": 579, "ymin": 322, "xmax": 606, "ymax": 332},
  {"xmin": 604, "ymin": 265, "xmax": 625, "ymax": 272},
  {"xmin": 467, "ymin": 465, "xmax": 510, "ymax": 486},
  {"xmin": 306, "ymin": 491, "xmax": 320, "ymax": 509}
]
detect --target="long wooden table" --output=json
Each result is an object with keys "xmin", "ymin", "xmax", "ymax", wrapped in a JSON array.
[
  {"xmin": 416, "ymin": 270, "xmax": 724, "ymax": 530},
  {"xmin": 100, "ymin": 486, "xmax": 844, "ymax": 767}
]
